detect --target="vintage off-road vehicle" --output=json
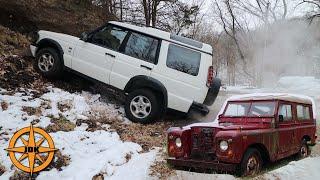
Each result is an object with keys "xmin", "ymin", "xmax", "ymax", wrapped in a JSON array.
[
  {"xmin": 167, "ymin": 93, "xmax": 317, "ymax": 176},
  {"xmin": 29, "ymin": 21, "xmax": 221, "ymax": 123}
]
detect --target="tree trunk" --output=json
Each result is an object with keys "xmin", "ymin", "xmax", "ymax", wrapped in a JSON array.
[
  {"xmin": 142, "ymin": 0, "xmax": 151, "ymax": 26},
  {"xmin": 119, "ymin": 0, "xmax": 123, "ymax": 21},
  {"xmin": 151, "ymin": 0, "xmax": 158, "ymax": 27}
]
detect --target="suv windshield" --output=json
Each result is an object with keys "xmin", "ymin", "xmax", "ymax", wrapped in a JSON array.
[{"xmin": 224, "ymin": 102, "xmax": 276, "ymax": 117}]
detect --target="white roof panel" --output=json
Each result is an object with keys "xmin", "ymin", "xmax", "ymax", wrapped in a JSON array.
[
  {"xmin": 228, "ymin": 93, "xmax": 313, "ymax": 105},
  {"xmin": 108, "ymin": 21, "xmax": 213, "ymax": 55}
]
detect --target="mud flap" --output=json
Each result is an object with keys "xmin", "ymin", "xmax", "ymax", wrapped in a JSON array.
[{"xmin": 203, "ymin": 78, "xmax": 221, "ymax": 106}]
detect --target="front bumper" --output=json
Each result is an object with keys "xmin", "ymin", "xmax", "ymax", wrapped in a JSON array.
[
  {"xmin": 30, "ymin": 45, "xmax": 37, "ymax": 57},
  {"xmin": 167, "ymin": 158, "xmax": 237, "ymax": 172}
]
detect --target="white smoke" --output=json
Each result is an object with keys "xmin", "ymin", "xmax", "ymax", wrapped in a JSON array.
[{"xmin": 251, "ymin": 19, "xmax": 320, "ymax": 86}]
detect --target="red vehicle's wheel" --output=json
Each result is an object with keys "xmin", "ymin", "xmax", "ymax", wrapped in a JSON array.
[
  {"xmin": 297, "ymin": 140, "xmax": 310, "ymax": 159},
  {"xmin": 239, "ymin": 148, "xmax": 262, "ymax": 176}
]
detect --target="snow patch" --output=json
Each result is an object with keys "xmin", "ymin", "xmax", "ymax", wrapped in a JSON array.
[{"xmin": 0, "ymin": 87, "xmax": 157, "ymax": 180}]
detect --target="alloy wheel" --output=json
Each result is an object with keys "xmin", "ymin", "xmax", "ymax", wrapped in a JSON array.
[
  {"xmin": 38, "ymin": 53, "xmax": 55, "ymax": 72},
  {"xmin": 130, "ymin": 95, "xmax": 152, "ymax": 119}
]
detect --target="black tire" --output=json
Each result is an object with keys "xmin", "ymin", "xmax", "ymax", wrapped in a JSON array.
[
  {"xmin": 125, "ymin": 89, "xmax": 161, "ymax": 124},
  {"xmin": 34, "ymin": 47, "xmax": 64, "ymax": 78},
  {"xmin": 238, "ymin": 148, "xmax": 263, "ymax": 177},
  {"xmin": 296, "ymin": 139, "xmax": 310, "ymax": 159}
]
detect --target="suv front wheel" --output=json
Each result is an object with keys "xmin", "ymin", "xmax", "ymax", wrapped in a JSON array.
[
  {"xmin": 125, "ymin": 89, "xmax": 160, "ymax": 124},
  {"xmin": 34, "ymin": 47, "xmax": 63, "ymax": 78}
]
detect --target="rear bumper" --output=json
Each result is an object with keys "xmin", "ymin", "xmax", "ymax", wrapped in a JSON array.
[
  {"xmin": 167, "ymin": 158, "xmax": 237, "ymax": 172},
  {"xmin": 190, "ymin": 102, "xmax": 210, "ymax": 115}
]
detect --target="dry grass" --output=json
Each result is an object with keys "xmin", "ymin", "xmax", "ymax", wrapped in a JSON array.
[
  {"xmin": 22, "ymin": 106, "xmax": 42, "ymax": 116},
  {"xmin": 1, "ymin": 101, "xmax": 8, "ymax": 111},
  {"xmin": 45, "ymin": 116, "xmax": 76, "ymax": 133},
  {"xmin": 0, "ymin": 163, "xmax": 5, "ymax": 176},
  {"xmin": 92, "ymin": 173, "xmax": 104, "ymax": 180},
  {"xmin": 9, "ymin": 170, "xmax": 32, "ymax": 180},
  {"xmin": 149, "ymin": 150, "xmax": 175, "ymax": 180},
  {"xmin": 103, "ymin": 118, "xmax": 173, "ymax": 152},
  {"xmin": 0, "ymin": 25, "xmax": 29, "ymax": 56},
  {"xmin": 57, "ymin": 101, "xmax": 72, "ymax": 112},
  {"xmin": 47, "ymin": 150, "xmax": 71, "ymax": 171}
]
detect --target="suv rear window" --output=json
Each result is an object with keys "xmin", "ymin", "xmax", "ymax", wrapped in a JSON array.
[
  {"xmin": 297, "ymin": 105, "xmax": 311, "ymax": 120},
  {"xmin": 166, "ymin": 44, "xmax": 201, "ymax": 76},
  {"xmin": 124, "ymin": 32, "xmax": 159, "ymax": 64}
]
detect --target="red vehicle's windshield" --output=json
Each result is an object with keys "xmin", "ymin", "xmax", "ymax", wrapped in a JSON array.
[{"xmin": 224, "ymin": 101, "xmax": 276, "ymax": 117}]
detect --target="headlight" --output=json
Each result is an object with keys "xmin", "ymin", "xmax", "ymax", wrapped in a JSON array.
[
  {"xmin": 219, "ymin": 140, "xmax": 228, "ymax": 151},
  {"xmin": 175, "ymin": 137, "xmax": 182, "ymax": 148}
]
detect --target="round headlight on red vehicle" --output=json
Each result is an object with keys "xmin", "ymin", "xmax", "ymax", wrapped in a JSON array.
[
  {"xmin": 219, "ymin": 140, "xmax": 229, "ymax": 151},
  {"xmin": 175, "ymin": 137, "xmax": 182, "ymax": 148}
]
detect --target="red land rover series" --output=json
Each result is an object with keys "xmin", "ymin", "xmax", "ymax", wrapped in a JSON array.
[{"xmin": 167, "ymin": 93, "xmax": 317, "ymax": 176}]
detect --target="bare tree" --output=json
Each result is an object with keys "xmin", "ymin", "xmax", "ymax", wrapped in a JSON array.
[
  {"xmin": 214, "ymin": 0, "xmax": 255, "ymax": 82},
  {"xmin": 234, "ymin": 0, "xmax": 288, "ymax": 24},
  {"xmin": 299, "ymin": 0, "xmax": 320, "ymax": 22}
]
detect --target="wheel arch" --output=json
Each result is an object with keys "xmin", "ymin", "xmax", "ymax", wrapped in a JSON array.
[
  {"xmin": 124, "ymin": 75, "xmax": 168, "ymax": 108},
  {"xmin": 36, "ymin": 38, "xmax": 64, "ymax": 58},
  {"xmin": 302, "ymin": 135, "xmax": 311, "ymax": 142},
  {"xmin": 245, "ymin": 143, "xmax": 270, "ymax": 164}
]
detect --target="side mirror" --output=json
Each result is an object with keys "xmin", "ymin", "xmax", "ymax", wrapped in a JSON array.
[
  {"xmin": 278, "ymin": 115, "xmax": 284, "ymax": 122},
  {"xmin": 80, "ymin": 32, "xmax": 89, "ymax": 42}
]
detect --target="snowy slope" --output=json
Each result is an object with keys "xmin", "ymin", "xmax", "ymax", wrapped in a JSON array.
[{"xmin": 0, "ymin": 87, "xmax": 157, "ymax": 180}]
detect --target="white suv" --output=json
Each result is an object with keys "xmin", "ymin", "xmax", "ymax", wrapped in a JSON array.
[{"xmin": 30, "ymin": 21, "xmax": 221, "ymax": 123}]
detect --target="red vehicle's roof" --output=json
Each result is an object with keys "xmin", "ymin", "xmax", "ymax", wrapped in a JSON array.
[{"xmin": 227, "ymin": 93, "xmax": 313, "ymax": 105}]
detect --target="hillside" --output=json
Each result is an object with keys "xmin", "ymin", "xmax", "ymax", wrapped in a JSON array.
[{"xmin": 0, "ymin": 0, "xmax": 110, "ymax": 36}]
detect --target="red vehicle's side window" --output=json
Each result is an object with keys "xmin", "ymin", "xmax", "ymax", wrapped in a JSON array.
[
  {"xmin": 297, "ymin": 105, "xmax": 311, "ymax": 121},
  {"xmin": 278, "ymin": 104, "xmax": 293, "ymax": 122}
]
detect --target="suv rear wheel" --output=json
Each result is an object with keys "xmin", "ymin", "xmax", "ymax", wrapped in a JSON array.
[
  {"xmin": 125, "ymin": 89, "xmax": 160, "ymax": 124},
  {"xmin": 35, "ymin": 47, "xmax": 63, "ymax": 78},
  {"xmin": 239, "ymin": 148, "xmax": 262, "ymax": 176}
]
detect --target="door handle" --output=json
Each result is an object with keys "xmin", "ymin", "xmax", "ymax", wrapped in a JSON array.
[
  {"xmin": 105, "ymin": 52, "xmax": 116, "ymax": 58},
  {"xmin": 140, "ymin": 65, "xmax": 152, "ymax": 70}
]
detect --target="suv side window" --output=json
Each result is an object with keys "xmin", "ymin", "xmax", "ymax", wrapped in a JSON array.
[
  {"xmin": 278, "ymin": 104, "xmax": 292, "ymax": 121},
  {"xmin": 90, "ymin": 25, "xmax": 128, "ymax": 51},
  {"xmin": 297, "ymin": 105, "xmax": 311, "ymax": 120},
  {"xmin": 123, "ymin": 32, "xmax": 159, "ymax": 64},
  {"xmin": 166, "ymin": 44, "xmax": 201, "ymax": 76}
]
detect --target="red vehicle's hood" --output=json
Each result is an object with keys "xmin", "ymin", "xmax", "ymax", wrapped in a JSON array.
[{"xmin": 183, "ymin": 120, "xmax": 271, "ymax": 131}]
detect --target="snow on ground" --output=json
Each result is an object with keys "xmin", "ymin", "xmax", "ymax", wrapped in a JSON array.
[
  {"xmin": 263, "ymin": 157, "xmax": 320, "ymax": 180},
  {"xmin": 36, "ymin": 128, "xmax": 157, "ymax": 180},
  {"xmin": 171, "ymin": 157, "xmax": 320, "ymax": 180},
  {"xmin": 0, "ymin": 87, "xmax": 157, "ymax": 180}
]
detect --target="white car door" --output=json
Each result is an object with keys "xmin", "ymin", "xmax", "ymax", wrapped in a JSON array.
[
  {"xmin": 110, "ymin": 31, "xmax": 160, "ymax": 90},
  {"xmin": 72, "ymin": 25, "xmax": 129, "ymax": 84}
]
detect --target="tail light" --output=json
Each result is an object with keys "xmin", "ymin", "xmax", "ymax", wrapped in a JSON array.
[{"xmin": 207, "ymin": 66, "xmax": 214, "ymax": 87}]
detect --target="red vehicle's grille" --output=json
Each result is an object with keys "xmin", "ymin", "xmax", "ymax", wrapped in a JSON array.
[{"xmin": 190, "ymin": 128, "xmax": 216, "ymax": 160}]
